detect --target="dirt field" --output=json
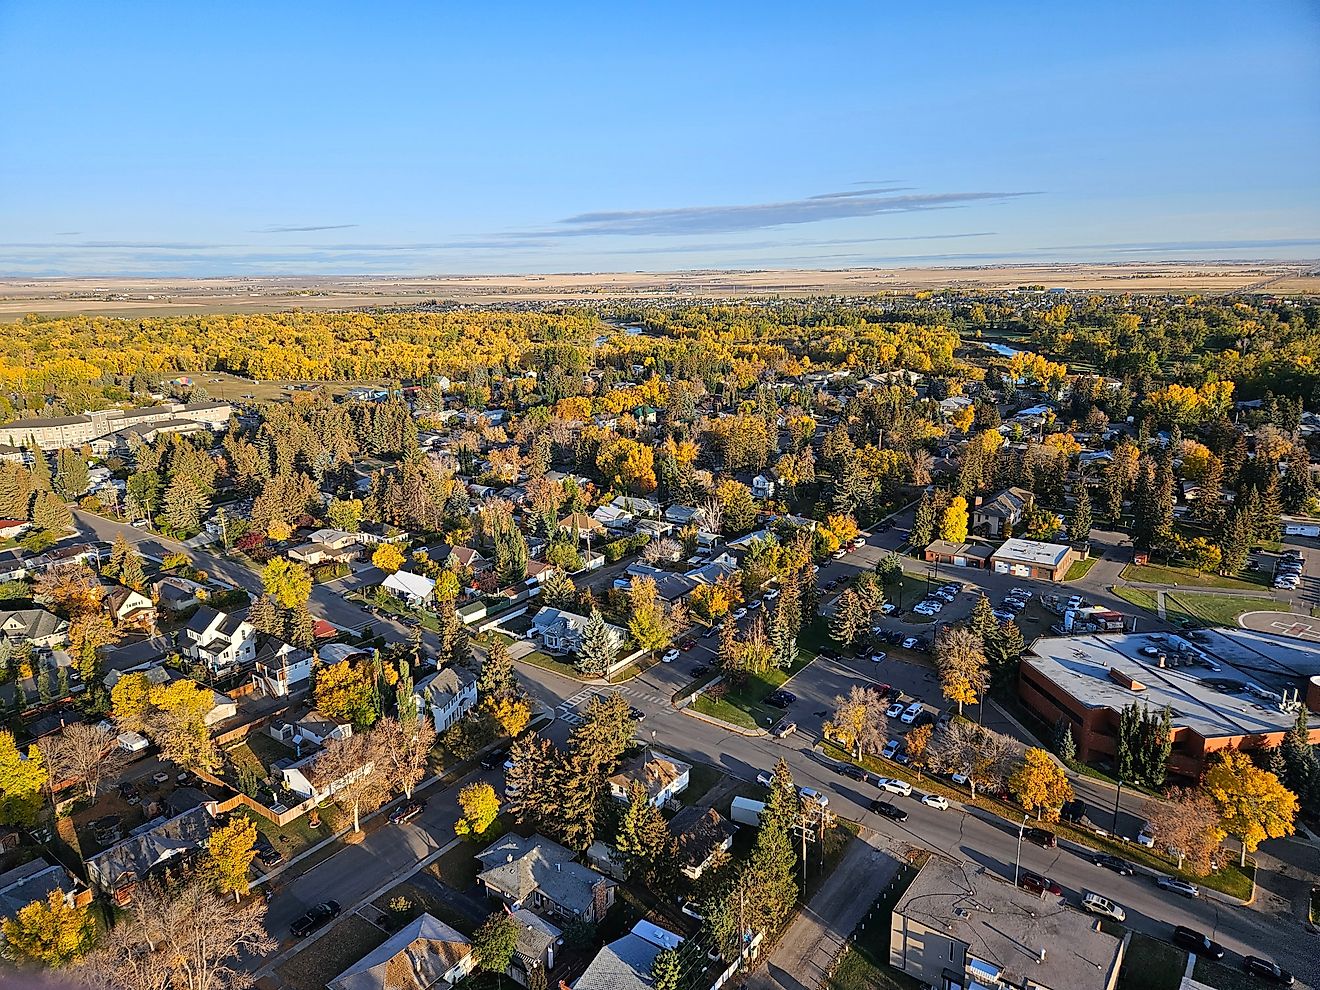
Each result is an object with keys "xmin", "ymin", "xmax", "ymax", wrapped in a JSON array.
[{"xmin": 0, "ymin": 262, "xmax": 1315, "ymax": 317}]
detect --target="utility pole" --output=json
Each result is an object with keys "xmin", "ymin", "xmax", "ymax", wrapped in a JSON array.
[
  {"xmin": 1014, "ymin": 813, "xmax": 1028, "ymax": 886},
  {"xmin": 1112, "ymin": 779, "xmax": 1124, "ymax": 833}
]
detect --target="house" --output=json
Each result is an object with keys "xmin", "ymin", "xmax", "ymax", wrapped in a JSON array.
[
  {"xmin": 664, "ymin": 505, "xmax": 701, "ymax": 527},
  {"xmin": 327, "ymin": 913, "xmax": 475, "ymax": 990},
  {"xmin": 447, "ymin": 546, "xmax": 490, "ymax": 572},
  {"xmin": 288, "ymin": 536, "xmax": 363, "ymax": 566},
  {"xmin": 592, "ymin": 504, "xmax": 635, "ymax": 532},
  {"xmin": 890, "ymin": 855, "xmax": 1124, "ymax": 990},
  {"xmin": 607, "ymin": 749, "xmax": 691, "ymax": 807},
  {"xmin": 101, "ymin": 636, "xmax": 173, "ymax": 685},
  {"xmin": 414, "ymin": 667, "xmax": 479, "ymax": 732},
  {"xmin": 669, "ymin": 807, "xmax": 737, "ymax": 879},
  {"xmin": 180, "ymin": 606, "xmax": 258, "ymax": 674},
  {"xmin": 0, "ymin": 608, "xmax": 67, "ymax": 647},
  {"xmin": 509, "ymin": 908, "xmax": 561, "ymax": 987},
  {"xmin": 573, "ymin": 921, "xmax": 684, "ymax": 990},
  {"xmin": 558, "ymin": 512, "xmax": 605, "ymax": 542},
  {"xmin": 0, "ymin": 519, "xmax": 29, "ymax": 539},
  {"xmin": 152, "ymin": 575, "xmax": 207, "ymax": 613},
  {"xmin": 0, "ymin": 857, "xmax": 89, "ymax": 923},
  {"xmin": 972, "ymin": 487, "xmax": 1034, "ymax": 537},
  {"xmin": 270, "ymin": 709, "xmax": 353, "ymax": 749},
  {"xmin": 989, "ymin": 538, "xmax": 1080, "ymax": 582},
  {"xmin": 612, "ymin": 496, "xmax": 661, "ymax": 519},
  {"xmin": 529, "ymin": 606, "xmax": 625, "ymax": 656},
  {"xmin": 251, "ymin": 640, "xmax": 314, "ymax": 698},
  {"xmin": 382, "ymin": 570, "xmax": 436, "ymax": 607},
  {"xmin": 104, "ymin": 586, "xmax": 156, "ymax": 631},
  {"xmin": 475, "ymin": 833, "xmax": 616, "ymax": 924},
  {"xmin": 84, "ymin": 805, "xmax": 212, "ymax": 902},
  {"xmin": 278, "ymin": 726, "xmax": 371, "ymax": 801},
  {"xmin": 922, "ymin": 540, "xmax": 993, "ymax": 570},
  {"xmin": 751, "ymin": 474, "xmax": 776, "ymax": 499}
]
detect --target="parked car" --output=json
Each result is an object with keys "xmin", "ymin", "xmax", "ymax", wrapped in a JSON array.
[
  {"xmin": 852, "ymin": 536, "xmax": 867, "ymax": 549},
  {"xmin": 1024, "ymin": 827, "xmax": 1057, "ymax": 849},
  {"xmin": 756, "ymin": 770, "xmax": 774, "ymax": 787},
  {"xmin": 870, "ymin": 651, "xmax": 887, "ymax": 663},
  {"xmin": 764, "ymin": 588, "xmax": 781, "ymax": 601},
  {"xmin": 900, "ymin": 702, "xmax": 924, "ymax": 724},
  {"xmin": 877, "ymin": 777, "xmax": 912, "ymax": 796},
  {"xmin": 1171, "ymin": 925, "xmax": 1225, "ymax": 959},
  {"xmin": 1241, "ymin": 956, "xmax": 1295, "ymax": 985},
  {"xmin": 254, "ymin": 833, "xmax": 283, "ymax": 867},
  {"xmin": 732, "ymin": 608, "xmax": 748, "ymax": 620},
  {"xmin": 691, "ymin": 664, "xmax": 710, "ymax": 677},
  {"xmin": 921, "ymin": 793, "xmax": 949, "ymax": 810},
  {"xmin": 388, "ymin": 799, "xmax": 426, "ymax": 825},
  {"xmin": 885, "ymin": 701, "xmax": 906, "ymax": 719},
  {"xmin": 992, "ymin": 609, "xmax": 1015, "ymax": 622},
  {"xmin": 661, "ymin": 649, "xmax": 680, "ymax": 663},
  {"xmin": 799, "ymin": 787, "xmax": 829, "ymax": 807},
  {"xmin": 871, "ymin": 799, "xmax": 908, "ymax": 822},
  {"xmin": 1019, "ymin": 871, "xmax": 1062, "ymax": 897},
  {"xmin": 291, "ymin": 901, "xmax": 342, "ymax": 937},
  {"xmin": 1092, "ymin": 853, "xmax": 1133, "ymax": 875},
  {"xmin": 901, "ymin": 637, "xmax": 919, "ymax": 649},
  {"xmin": 772, "ymin": 721, "xmax": 797, "ymax": 738},
  {"xmin": 680, "ymin": 638, "xmax": 696, "ymax": 650},
  {"xmin": 841, "ymin": 765, "xmax": 868, "ymax": 783},
  {"xmin": 1155, "ymin": 876, "xmax": 1199, "ymax": 898},
  {"xmin": 880, "ymin": 603, "xmax": 897, "ymax": 615},
  {"xmin": 747, "ymin": 599, "xmax": 763, "ymax": 610},
  {"xmin": 1081, "ymin": 892, "xmax": 1126, "ymax": 922},
  {"xmin": 767, "ymin": 690, "xmax": 797, "ymax": 708}
]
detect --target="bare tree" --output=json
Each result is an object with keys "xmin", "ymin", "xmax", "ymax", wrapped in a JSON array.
[
  {"xmin": 54, "ymin": 723, "xmax": 126, "ymax": 801},
  {"xmin": 698, "ymin": 496, "xmax": 723, "ymax": 536},
  {"xmin": 80, "ymin": 875, "xmax": 275, "ymax": 990},
  {"xmin": 376, "ymin": 716, "xmax": 436, "ymax": 800},
  {"xmin": 310, "ymin": 730, "xmax": 388, "ymax": 832},
  {"xmin": 1142, "ymin": 788, "xmax": 1225, "ymax": 875},
  {"xmin": 929, "ymin": 721, "xmax": 1017, "ymax": 798}
]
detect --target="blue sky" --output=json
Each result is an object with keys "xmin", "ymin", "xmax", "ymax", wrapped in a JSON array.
[{"xmin": 1, "ymin": 1, "xmax": 1318, "ymax": 276}]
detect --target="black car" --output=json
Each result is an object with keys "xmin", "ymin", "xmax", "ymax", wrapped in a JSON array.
[
  {"xmin": 1171, "ymin": 925, "xmax": 1225, "ymax": 960},
  {"xmin": 480, "ymin": 748, "xmax": 508, "ymax": 770},
  {"xmin": 1024, "ymin": 827, "xmax": 1057, "ymax": 849},
  {"xmin": 1060, "ymin": 798, "xmax": 1087, "ymax": 823},
  {"xmin": 629, "ymin": 707, "xmax": 646, "ymax": 722},
  {"xmin": 388, "ymin": 799, "xmax": 426, "ymax": 825},
  {"xmin": 766, "ymin": 690, "xmax": 797, "ymax": 708},
  {"xmin": 254, "ymin": 834, "xmax": 283, "ymax": 867},
  {"xmin": 1242, "ymin": 955, "xmax": 1294, "ymax": 985},
  {"xmin": 291, "ymin": 900, "xmax": 341, "ymax": 937},
  {"xmin": 1092, "ymin": 853, "xmax": 1133, "ymax": 875},
  {"xmin": 691, "ymin": 664, "xmax": 710, "ymax": 677},
  {"xmin": 871, "ymin": 799, "xmax": 908, "ymax": 823},
  {"xmin": 841, "ymin": 765, "xmax": 868, "ymax": 783}
]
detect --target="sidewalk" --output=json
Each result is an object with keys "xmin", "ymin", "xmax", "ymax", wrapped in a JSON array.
[{"xmin": 745, "ymin": 831, "xmax": 902, "ymax": 990}]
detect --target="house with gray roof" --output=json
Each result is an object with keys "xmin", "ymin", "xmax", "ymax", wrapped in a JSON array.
[
  {"xmin": 180, "ymin": 605, "xmax": 258, "ymax": 675},
  {"xmin": 0, "ymin": 857, "xmax": 86, "ymax": 923},
  {"xmin": 476, "ymin": 833, "xmax": 616, "ymax": 924},
  {"xmin": 573, "ymin": 920, "xmax": 684, "ymax": 990},
  {"xmin": 414, "ymin": 667, "xmax": 478, "ymax": 732},
  {"xmin": 0, "ymin": 608, "xmax": 67, "ymax": 647},
  {"xmin": 84, "ymin": 805, "xmax": 212, "ymax": 901}
]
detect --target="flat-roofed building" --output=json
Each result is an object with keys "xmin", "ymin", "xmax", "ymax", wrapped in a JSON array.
[
  {"xmin": 990, "ymin": 538, "xmax": 1080, "ymax": 582},
  {"xmin": 890, "ymin": 855, "xmax": 1125, "ymax": 990},
  {"xmin": 1019, "ymin": 631, "xmax": 1320, "ymax": 779}
]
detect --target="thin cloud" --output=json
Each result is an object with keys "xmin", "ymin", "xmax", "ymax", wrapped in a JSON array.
[
  {"xmin": 254, "ymin": 223, "xmax": 359, "ymax": 233},
  {"xmin": 538, "ymin": 188, "xmax": 1036, "ymax": 237}
]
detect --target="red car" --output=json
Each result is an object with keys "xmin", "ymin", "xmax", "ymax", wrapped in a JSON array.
[
  {"xmin": 1018, "ymin": 871, "xmax": 1062, "ymax": 897},
  {"xmin": 680, "ymin": 639, "xmax": 697, "ymax": 651}
]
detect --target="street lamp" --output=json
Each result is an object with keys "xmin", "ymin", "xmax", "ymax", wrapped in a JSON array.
[
  {"xmin": 1014, "ymin": 813, "xmax": 1029, "ymax": 887},
  {"xmin": 1112, "ymin": 779, "xmax": 1124, "ymax": 834}
]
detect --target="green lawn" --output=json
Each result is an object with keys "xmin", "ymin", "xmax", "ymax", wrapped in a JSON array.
[
  {"xmin": 1114, "ymin": 585, "xmax": 1292, "ymax": 629},
  {"xmin": 693, "ymin": 647, "xmax": 819, "ymax": 730},
  {"xmin": 1065, "ymin": 556, "xmax": 1099, "ymax": 581},
  {"xmin": 677, "ymin": 759, "xmax": 725, "ymax": 806},
  {"xmin": 691, "ymin": 694, "xmax": 760, "ymax": 730},
  {"xmin": 239, "ymin": 804, "xmax": 349, "ymax": 864},
  {"xmin": 1116, "ymin": 934, "xmax": 1187, "ymax": 990},
  {"xmin": 1191, "ymin": 958, "xmax": 1264, "ymax": 990},
  {"xmin": 1120, "ymin": 562, "xmax": 1266, "ymax": 591},
  {"xmin": 513, "ymin": 648, "xmax": 586, "ymax": 680}
]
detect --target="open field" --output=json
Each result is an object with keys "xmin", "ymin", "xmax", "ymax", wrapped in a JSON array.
[{"xmin": 1, "ymin": 262, "xmax": 1316, "ymax": 316}]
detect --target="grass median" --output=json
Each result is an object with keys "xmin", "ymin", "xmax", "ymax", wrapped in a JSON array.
[{"xmin": 819, "ymin": 741, "xmax": 1254, "ymax": 900}]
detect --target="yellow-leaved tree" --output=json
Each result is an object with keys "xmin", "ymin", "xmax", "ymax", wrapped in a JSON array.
[
  {"xmin": 204, "ymin": 816, "xmax": 259, "ymax": 901},
  {"xmin": 940, "ymin": 496, "xmax": 969, "ymax": 544},
  {"xmin": 1203, "ymin": 751, "xmax": 1298, "ymax": 866},
  {"xmin": 1008, "ymin": 748, "xmax": 1074, "ymax": 822},
  {"xmin": 372, "ymin": 542, "xmax": 406, "ymax": 574},
  {"xmin": 454, "ymin": 781, "xmax": 501, "ymax": 839},
  {"xmin": 0, "ymin": 890, "xmax": 97, "ymax": 967}
]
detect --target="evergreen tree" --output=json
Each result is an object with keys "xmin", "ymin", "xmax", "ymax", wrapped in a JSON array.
[
  {"xmin": 1281, "ymin": 706, "xmax": 1317, "ymax": 804},
  {"xmin": 969, "ymin": 593, "xmax": 998, "ymax": 643},
  {"xmin": 1193, "ymin": 455, "xmax": 1225, "ymax": 525},
  {"xmin": 450, "ymin": 624, "xmax": 474, "ymax": 669},
  {"xmin": 575, "ymin": 609, "xmax": 616, "ymax": 677},
  {"xmin": 1257, "ymin": 469, "xmax": 1283, "ymax": 543},
  {"xmin": 479, "ymin": 639, "xmax": 517, "ymax": 699},
  {"xmin": 615, "ymin": 781, "xmax": 675, "ymax": 886},
  {"xmin": 0, "ymin": 464, "xmax": 32, "ymax": 519},
  {"xmin": 30, "ymin": 489, "xmax": 71, "ymax": 532},
  {"xmin": 288, "ymin": 603, "xmax": 315, "ymax": 649},
  {"xmin": 1071, "ymin": 483, "xmax": 1092, "ymax": 546},
  {"xmin": 28, "ymin": 449, "xmax": 52, "ymax": 492},
  {"xmin": 541, "ymin": 567, "xmax": 576, "ymax": 610},
  {"xmin": 1219, "ymin": 509, "xmax": 1252, "ymax": 574},
  {"xmin": 909, "ymin": 491, "xmax": 935, "ymax": 553},
  {"xmin": 1281, "ymin": 463, "xmax": 1315, "ymax": 514},
  {"xmin": 768, "ymin": 601, "xmax": 797, "ymax": 670},
  {"xmin": 54, "ymin": 449, "xmax": 90, "ymax": 500},
  {"xmin": 744, "ymin": 759, "xmax": 800, "ymax": 934},
  {"xmin": 246, "ymin": 595, "xmax": 284, "ymax": 637},
  {"xmin": 1102, "ymin": 469, "xmax": 1124, "ymax": 526},
  {"xmin": 434, "ymin": 596, "xmax": 458, "ymax": 662},
  {"xmin": 161, "ymin": 473, "xmax": 207, "ymax": 534},
  {"xmin": 395, "ymin": 659, "xmax": 416, "ymax": 728},
  {"xmin": 1056, "ymin": 721, "xmax": 1077, "ymax": 763},
  {"xmin": 829, "ymin": 589, "xmax": 864, "ymax": 649}
]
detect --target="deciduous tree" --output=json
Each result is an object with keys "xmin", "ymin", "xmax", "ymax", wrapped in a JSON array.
[
  {"xmin": 203, "ymin": 815, "xmax": 259, "ymax": 901},
  {"xmin": 455, "ymin": 781, "xmax": 502, "ymax": 838},
  {"xmin": 372, "ymin": 541, "xmax": 406, "ymax": 574},
  {"xmin": 825, "ymin": 685, "xmax": 887, "ymax": 758},
  {"xmin": 377, "ymin": 715, "xmax": 436, "ymax": 799},
  {"xmin": 1204, "ymin": 751, "xmax": 1298, "ymax": 866},
  {"xmin": 934, "ymin": 625, "xmax": 987, "ymax": 715},
  {"xmin": 1, "ymin": 890, "xmax": 97, "ymax": 967},
  {"xmin": 261, "ymin": 557, "xmax": 312, "ymax": 609},
  {"xmin": 1142, "ymin": 788, "xmax": 1224, "ymax": 875},
  {"xmin": 1007, "ymin": 748, "xmax": 1073, "ymax": 821}
]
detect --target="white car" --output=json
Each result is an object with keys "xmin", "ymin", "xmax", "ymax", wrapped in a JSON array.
[
  {"xmin": 832, "ymin": 548, "xmax": 847, "ymax": 559},
  {"xmin": 921, "ymin": 793, "xmax": 950, "ymax": 810},
  {"xmin": 764, "ymin": 588, "xmax": 781, "ymax": 601},
  {"xmin": 877, "ymin": 777, "xmax": 912, "ymax": 796},
  {"xmin": 756, "ymin": 770, "xmax": 774, "ymax": 787},
  {"xmin": 1155, "ymin": 876, "xmax": 1200, "ymax": 898},
  {"xmin": 747, "ymin": 599, "xmax": 763, "ymax": 610},
  {"xmin": 901, "ymin": 637, "xmax": 919, "ymax": 649},
  {"xmin": 852, "ymin": 536, "xmax": 867, "ymax": 548},
  {"xmin": 1066, "ymin": 596, "xmax": 1084, "ymax": 609},
  {"xmin": 1081, "ymin": 892, "xmax": 1126, "ymax": 922},
  {"xmin": 661, "ymin": 649, "xmax": 679, "ymax": 663},
  {"xmin": 880, "ymin": 603, "xmax": 896, "ymax": 615},
  {"xmin": 900, "ymin": 702, "xmax": 924, "ymax": 724},
  {"xmin": 870, "ymin": 651, "xmax": 887, "ymax": 663},
  {"xmin": 732, "ymin": 608, "xmax": 748, "ymax": 620},
  {"xmin": 885, "ymin": 701, "xmax": 906, "ymax": 719},
  {"xmin": 799, "ymin": 787, "xmax": 829, "ymax": 807}
]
